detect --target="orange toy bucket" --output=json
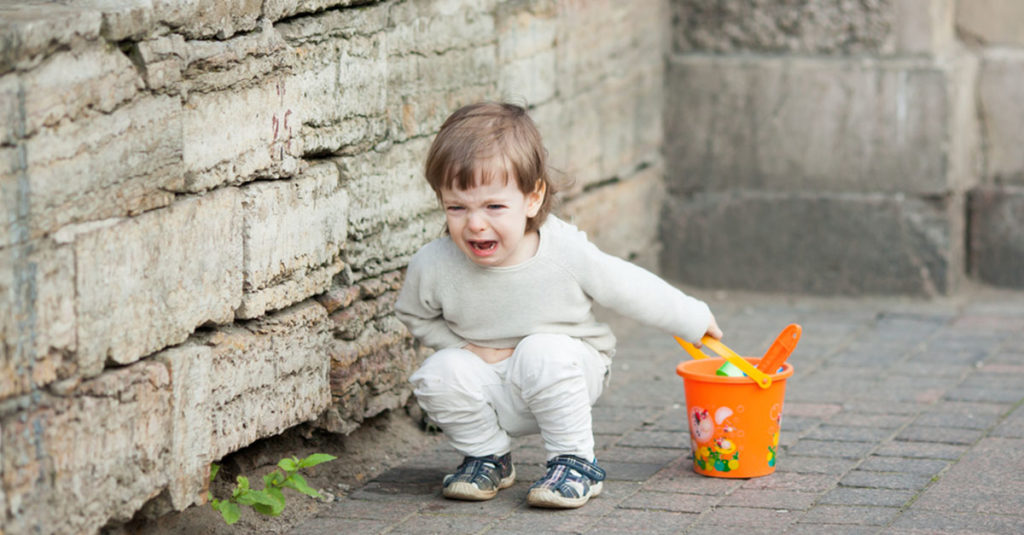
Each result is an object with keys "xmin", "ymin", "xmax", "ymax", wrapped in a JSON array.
[{"xmin": 676, "ymin": 357, "xmax": 794, "ymax": 478}]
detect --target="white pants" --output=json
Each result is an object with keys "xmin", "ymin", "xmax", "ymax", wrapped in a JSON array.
[{"xmin": 410, "ymin": 334, "xmax": 609, "ymax": 461}]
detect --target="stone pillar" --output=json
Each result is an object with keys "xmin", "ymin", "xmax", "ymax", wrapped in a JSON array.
[
  {"xmin": 662, "ymin": 0, "xmax": 978, "ymax": 295},
  {"xmin": 959, "ymin": 1, "xmax": 1024, "ymax": 288}
]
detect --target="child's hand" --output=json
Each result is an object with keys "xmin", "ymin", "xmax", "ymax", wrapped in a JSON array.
[
  {"xmin": 464, "ymin": 343, "xmax": 514, "ymax": 364},
  {"xmin": 694, "ymin": 314, "xmax": 723, "ymax": 348}
]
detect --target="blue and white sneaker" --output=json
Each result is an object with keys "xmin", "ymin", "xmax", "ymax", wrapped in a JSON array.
[
  {"xmin": 527, "ymin": 455, "xmax": 606, "ymax": 509},
  {"xmin": 442, "ymin": 452, "xmax": 516, "ymax": 501}
]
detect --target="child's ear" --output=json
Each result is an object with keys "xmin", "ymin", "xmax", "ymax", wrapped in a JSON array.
[{"xmin": 526, "ymin": 181, "xmax": 546, "ymax": 217}]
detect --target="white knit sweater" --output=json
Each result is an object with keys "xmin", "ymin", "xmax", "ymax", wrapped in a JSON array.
[{"xmin": 395, "ymin": 216, "xmax": 712, "ymax": 361}]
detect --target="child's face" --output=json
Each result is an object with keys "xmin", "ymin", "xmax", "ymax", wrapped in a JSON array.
[{"xmin": 440, "ymin": 176, "xmax": 544, "ymax": 268}]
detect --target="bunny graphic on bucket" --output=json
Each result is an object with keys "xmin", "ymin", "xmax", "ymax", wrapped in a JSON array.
[{"xmin": 689, "ymin": 405, "xmax": 761, "ymax": 474}]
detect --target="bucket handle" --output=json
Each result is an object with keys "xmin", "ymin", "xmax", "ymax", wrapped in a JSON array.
[{"xmin": 674, "ymin": 336, "xmax": 772, "ymax": 389}]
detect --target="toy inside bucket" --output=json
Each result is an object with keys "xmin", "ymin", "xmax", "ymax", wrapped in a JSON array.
[{"xmin": 676, "ymin": 357, "xmax": 793, "ymax": 478}]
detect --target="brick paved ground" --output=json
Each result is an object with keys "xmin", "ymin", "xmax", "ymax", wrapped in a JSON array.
[{"xmin": 298, "ymin": 287, "xmax": 1024, "ymax": 534}]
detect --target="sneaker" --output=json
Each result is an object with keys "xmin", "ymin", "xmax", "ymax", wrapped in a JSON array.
[
  {"xmin": 526, "ymin": 455, "xmax": 606, "ymax": 509},
  {"xmin": 442, "ymin": 452, "xmax": 516, "ymax": 501}
]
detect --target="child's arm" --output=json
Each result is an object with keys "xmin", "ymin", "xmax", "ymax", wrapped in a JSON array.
[
  {"xmin": 571, "ymin": 231, "xmax": 718, "ymax": 343},
  {"xmin": 394, "ymin": 255, "xmax": 465, "ymax": 350}
]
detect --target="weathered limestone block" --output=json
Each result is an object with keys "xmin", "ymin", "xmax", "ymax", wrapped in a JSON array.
[
  {"xmin": 956, "ymin": 0, "xmax": 1024, "ymax": 46},
  {"xmin": 671, "ymin": 0, "xmax": 954, "ymax": 56},
  {"xmin": 237, "ymin": 162, "xmax": 349, "ymax": 319},
  {"xmin": 316, "ymin": 269, "xmax": 402, "ymax": 314},
  {"xmin": 665, "ymin": 53, "xmax": 978, "ymax": 195},
  {"xmin": 23, "ymin": 94, "xmax": 183, "ymax": 242},
  {"xmin": 320, "ymin": 315, "xmax": 419, "ymax": 434},
  {"xmin": 0, "ymin": 4, "xmax": 102, "ymax": 74},
  {"xmin": 179, "ymin": 19, "xmax": 295, "ymax": 95},
  {"xmin": 969, "ymin": 187, "xmax": 1024, "ymax": 288},
  {"xmin": 153, "ymin": 0, "xmax": 262, "ymax": 40},
  {"xmin": 661, "ymin": 191, "xmax": 963, "ymax": 295},
  {"xmin": 344, "ymin": 212, "xmax": 445, "ymax": 279},
  {"xmin": 61, "ymin": 188, "xmax": 242, "ymax": 378},
  {"xmin": 133, "ymin": 34, "xmax": 187, "ymax": 92},
  {"xmin": 556, "ymin": 0, "xmax": 668, "ymax": 98},
  {"xmin": 20, "ymin": 41, "xmax": 141, "ymax": 137},
  {"xmin": 387, "ymin": 0, "xmax": 497, "ymax": 57},
  {"xmin": 77, "ymin": 0, "xmax": 158, "ymax": 41},
  {"xmin": 182, "ymin": 76, "xmax": 302, "ymax": 191},
  {"xmin": 497, "ymin": 0, "xmax": 557, "ymax": 106},
  {"xmin": 0, "ymin": 240, "xmax": 75, "ymax": 400},
  {"xmin": 979, "ymin": 49, "xmax": 1024, "ymax": 185},
  {"xmin": 156, "ymin": 301, "xmax": 332, "ymax": 509},
  {"xmin": 278, "ymin": 7, "xmax": 389, "ymax": 155},
  {"xmin": 384, "ymin": 0, "xmax": 498, "ymax": 142},
  {"xmin": 0, "ymin": 75, "xmax": 19, "ymax": 146},
  {"xmin": 386, "ymin": 46, "xmax": 497, "ymax": 142},
  {"xmin": 263, "ymin": 0, "xmax": 382, "ymax": 22},
  {"xmin": 0, "ymin": 360, "xmax": 172, "ymax": 535},
  {"xmin": 337, "ymin": 138, "xmax": 437, "ymax": 240},
  {"xmin": 561, "ymin": 162, "xmax": 666, "ymax": 271}
]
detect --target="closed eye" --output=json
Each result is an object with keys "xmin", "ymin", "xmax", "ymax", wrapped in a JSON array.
[
  {"xmin": 445, "ymin": 205, "xmax": 465, "ymax": 212},
  {"xmin": 487, "ymin": 204, "xmax": 506, "ymax": 210}
]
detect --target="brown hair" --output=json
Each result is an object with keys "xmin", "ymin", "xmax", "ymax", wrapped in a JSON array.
[{"xmin": 425, "ymin": 102, "xmax": 555, "ymax": 232}]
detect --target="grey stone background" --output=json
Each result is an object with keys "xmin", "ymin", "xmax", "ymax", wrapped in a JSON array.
[{"xmin": 0, "ymin": 0, "xmax": 1020, "ymax": 534}]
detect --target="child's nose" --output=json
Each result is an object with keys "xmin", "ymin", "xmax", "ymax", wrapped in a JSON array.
[{"xmin": 467, "ymin": 211, "xmax": 488, "ymax": 231}]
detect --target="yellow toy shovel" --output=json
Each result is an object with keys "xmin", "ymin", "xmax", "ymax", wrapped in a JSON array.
[{"xmin": 673, "ymin": 336, "xmax": 772, "ymax": 389}]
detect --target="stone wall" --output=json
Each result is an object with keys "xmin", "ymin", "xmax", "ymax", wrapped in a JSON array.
[
  {"xmin": 662, "ymin": 0, "xmax": 1023, "ymax": 294},
  {"xmin": 958, "ymin": 0, "xmax": 1024, "ymax": 287},
  {"xmin": 0, "ymin": 1, "xmax": 668, "ymax": 533}
]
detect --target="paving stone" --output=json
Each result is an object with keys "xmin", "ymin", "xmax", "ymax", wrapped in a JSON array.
[
  {"xmin": 786, "ymin": 525, "xmax": 880, "ymax": 535},
  {"xmin": 914, "ymin": 409, "xmax": 1002, "ymax": 430},
  {"xmin": 777, "ymin": 455, "xmax": 861, "ymax": 475},
  {"xmin": 796, "ymin": 505, "xmax": 900, "ymax": 526},
  {"xmin": 391, "ymin": 512, "xmax": 501, "ymax": 534},
  {"xmin": 990, "ymin": 404, "xmax": 1024, "ymax": 439},
  {"xmin": 719, "ymin": 488, "xmax": 819, "ymax": 510},
  {"xmin": 817, "ymin": 487, "xmax": 916, "ymax": 507},
  {"xmin": 888, "ymin": 510, "xmax": 1024, "ymax": 534},
  {"xmin": 839, "ymin": 400, "xmax": 931, "ymax": 415},
  {"xmin": 617, "ymin": 490, "xmax": 720, "ymax": 514},
  {"xmin": 857, "ymin": 455, "xmax": 951, "ymax": 475},
  {"xmin": 779, "ymin": 416, "xmax": 824, "ymax": 433},
  {"xmin": 600, "ymin": 446, "xmax": 685, "ymax": 466},
  {"xmin": 874, "ymin": 441, "xmax": 968, "ymax": 460},
  {"xmin": 489, "ymin": 510, "xmax": 601, "ymax": 534},
  {"xmin": 740, "ymin": 472, "xmax": 840, "ymax": 493},
  {"xmin": 783, "ymin": 403, "xmax": 844, "ymax": 419},
  {"xmin": 315, "ymin": 497, "xmax": 421, "ymax": 520},
  {"xmin": 617, "ymin": 430, "xmax": 688, "ymax": 449},
  {"xmin": 785, "ymin": 439, "xmax": 876, "ymax": 459},
  {"xmin": 944, "ymin": 386, "xmax": 1023, "ymax": 403},
  {"xmin": 824, "ymin": 412, "xmax": 914, "ymax": 429},
  {"xmin": 579, "ymin": 509, "xmax": 697, "ymax": 534},
  {"xmin": 602, "ymin": 461, "xmax": 669, "ymax": 482},
  {"xmin": 895, "ymin": 425, "xmax": 985, "ymax": 445},
  {"xmin": 839, "ymin": 470, "xmax": 935, "ymax": 490},
  {"xmin": 909, "ymin": 437, "xmax": 1024, "ymax": 515},
  {"xmin": 291, "ymin": 516, "xmax": 390, "ymax": 533},
  {"xmin": 687, "ymin": 506, "xmax": 797, "ymax": 529},
  {"xmin": 643, "ymin": 459, "xmax": 744, "ymax": 495},
  {"xmin": 804, "ymin": 424, "xmax": 894, "ymax": 442}
]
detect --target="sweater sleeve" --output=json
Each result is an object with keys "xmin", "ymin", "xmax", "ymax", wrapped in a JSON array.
[
  {"xmin": 568, "ymin": 228, "xmax": 713, "ymax": 344},
  {"xmin": 394, "ymin": 248, "xmax": 465, "ymax": 350}
]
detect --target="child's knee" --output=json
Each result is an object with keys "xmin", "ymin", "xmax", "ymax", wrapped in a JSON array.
[
  {"xmin": 511, "ymin": 334, "xmax": 586, "ymax": 385},
  {"xmin": 411, "ymin": 347, "xmax": 490, "ymax": 393}
]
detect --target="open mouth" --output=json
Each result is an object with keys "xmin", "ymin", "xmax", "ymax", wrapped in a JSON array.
[{"xmin": 469, "ymin": 240, "xmax": 498, "ymax": 255}]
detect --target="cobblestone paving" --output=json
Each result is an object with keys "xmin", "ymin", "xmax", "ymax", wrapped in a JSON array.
[{"xmin": 299, "ymin": 288, "xmax": 1024, "ymax": 534}]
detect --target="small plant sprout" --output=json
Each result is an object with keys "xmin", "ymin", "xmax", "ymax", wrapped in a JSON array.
[{"xmin": 209, "ymin": 453, "xmax": 337, "ymax": 525}]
